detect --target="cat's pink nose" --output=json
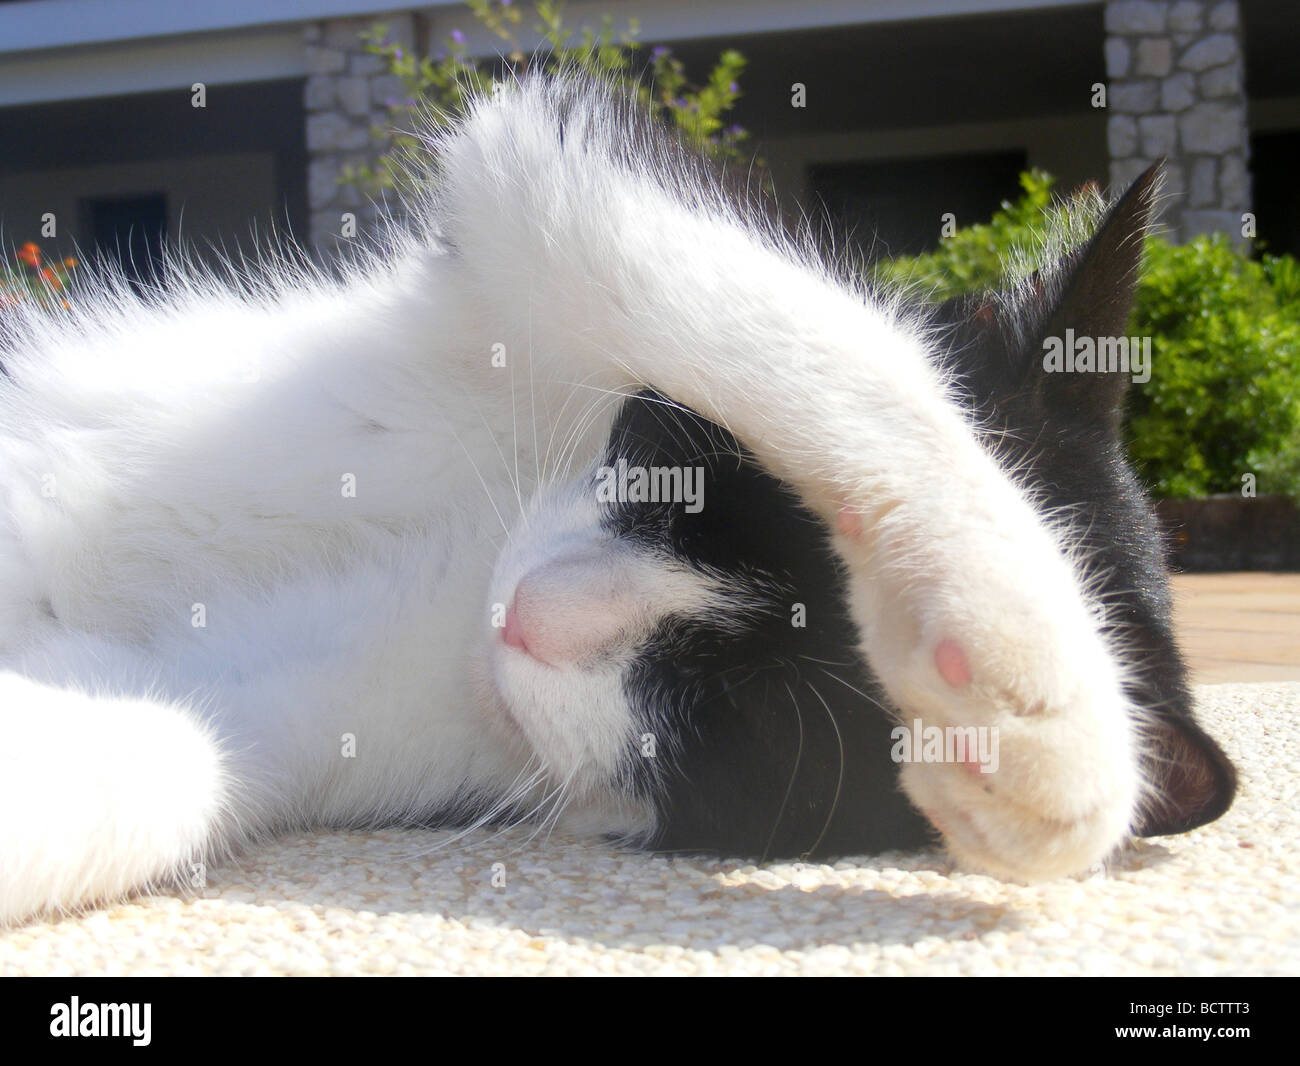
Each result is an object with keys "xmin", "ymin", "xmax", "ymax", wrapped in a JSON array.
[
  {"xmin": 500, "ymin": 556, "xmax": 636, "ymax": 666},
  {"xmin": 502, "ymin": 599, "xmax": 529, "ymax": 654}
]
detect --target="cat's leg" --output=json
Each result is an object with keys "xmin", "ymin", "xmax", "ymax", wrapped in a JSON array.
[
  {"xmin": 0, "ymin": 674, "xmax": 232, "ymax": 926},
  {"xmin": 433, "ymin": 81, "xmax": 1139, "ymax": 879}
]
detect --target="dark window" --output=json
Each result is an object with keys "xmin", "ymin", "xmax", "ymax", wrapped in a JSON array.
[
  {"xmin": 82, "ymin": 193, "xmax": 168, "ymax": 290},
  {"xmin": 808, "ymin": 151, "xmax": 1027, "ymax": 262}
]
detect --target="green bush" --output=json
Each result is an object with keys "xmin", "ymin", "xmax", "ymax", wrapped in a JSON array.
[
  {"xmin": 1127, "ymin": 236, "xmax": 1300, "ymax": 498},
  {"xmin": 345, "ymin": 0, "xmax": 752, "ymax": 196},
  {"xmin": 873, "ymin": 169, "xmax": 1097, "ymax": 299},
  {"xmin": 880, "ymin": 173, "xmax": 1300, "ymax": 501}
]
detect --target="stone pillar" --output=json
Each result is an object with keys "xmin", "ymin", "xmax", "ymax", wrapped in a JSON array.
[
  {"xmin": 1105, "ymin": 0, "xmax": 1251, "ymax": 243},
  {"xmin": 302, "ymin": 14, "xmax": 417, "ymax": 259}
]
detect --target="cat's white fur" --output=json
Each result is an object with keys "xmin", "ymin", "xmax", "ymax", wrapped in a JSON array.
[{"xmin": 0, "ymin": 77, "xmax": 1140, "ymax": 925}]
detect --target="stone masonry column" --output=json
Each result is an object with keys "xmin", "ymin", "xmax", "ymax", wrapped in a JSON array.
[
  {"xmin": 1105, "ymin": 0, "xmax": 1252, "ymax": 243},
  {"xmin": 302, "ymin": 14, "xmax": 417, "ymax": 260}
]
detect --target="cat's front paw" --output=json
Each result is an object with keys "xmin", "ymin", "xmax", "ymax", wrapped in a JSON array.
[{"xmin": 832, "ymin": 504, "xmax": 1141, "ymax": 881}]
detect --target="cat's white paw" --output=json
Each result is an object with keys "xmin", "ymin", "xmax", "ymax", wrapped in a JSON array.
[
  {"xmin": 832, "ymin": 502, "xmax": 1141, "ymax": 881},
  {"xmin": 0, "ymin": 676, "xmax": 231, "ymax": 926}
]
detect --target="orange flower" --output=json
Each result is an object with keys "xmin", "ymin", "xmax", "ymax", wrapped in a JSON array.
[
  {"xmin": 17, "ymin": 242, "xmax": 41, "ymax": 268},
  {"xmin": 63, "ymin": 257, "xmax": 78, "ymax": 268},
  {"xmin": 40, "ymin": 267, "xmax": 62, "ymax": 290}
]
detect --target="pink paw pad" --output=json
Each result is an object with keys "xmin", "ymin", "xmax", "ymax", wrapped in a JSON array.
[
  {"xmin": 934, "ymin": 638, "xmax": 972, "ymax": 689},
  {"xmin": 836, "ymin": 507, "xmax": 863, "ymax": 538}
]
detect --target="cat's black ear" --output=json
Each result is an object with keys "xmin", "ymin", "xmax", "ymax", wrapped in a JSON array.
[
  {"xmin": 1041, "ymin": 164, "xmax": 1161, "ymax": 341},
  {"xmin": 1135, "ymin": 710, "xmax": 1238, "ymax": 837},
  {"xmin": 1027, "ymin": 162, "xmax": 1163, "ymax": 430},
  {"xmin": 929, "ymin": 165, "xmax": 1162, "ymax": 425}
]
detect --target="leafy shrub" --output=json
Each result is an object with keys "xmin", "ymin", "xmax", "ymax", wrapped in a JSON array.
[
  {"xmin": 873, "ymin": 169, "xmax": 1095, "ymax": 299},
  {"xmin": 345, "ymin": 0, "xmax": 752, "ymax": 195},
  {"xmin": 880, "ymin": 173, "xmax": 1300, "ymax": 500},
  {"xmin": 1126, "ymin": 236, "xmax": 1300, "ymax": 499}
]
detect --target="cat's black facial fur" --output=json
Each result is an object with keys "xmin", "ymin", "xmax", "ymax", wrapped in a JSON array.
[
  {"xmin": 601, "ymin": 393, "xmax": 934, "ymax": 860},
  {"xmin": 605, "ymin": 164, "xmax": 1235, "ymax": 861}
]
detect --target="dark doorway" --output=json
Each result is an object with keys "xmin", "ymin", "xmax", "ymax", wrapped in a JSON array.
[
  {"xmin": 1251, "ymin": 130, "xmax": 1300, "ymax": 259},
  {"xmin": 84, "ymin": 193, "xmax": 168, "ymax": 290},
  {"xmin": 809, "ymin": 150, "xmax": 1027, "ymax": 262}
]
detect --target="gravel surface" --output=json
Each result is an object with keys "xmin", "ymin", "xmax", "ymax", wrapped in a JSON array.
[{"xmin": 3, "ymin": 682, "xmax": 1296, "ymax": 976}]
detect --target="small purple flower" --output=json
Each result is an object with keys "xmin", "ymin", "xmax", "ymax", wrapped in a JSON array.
[
  {"xmin": 451, "ymin": 29, "xmax": 466, "ymax": 44},
  {"xmin": 393, "ymin": 47, "xmax": 404, "ymax": 61},
  {"xmin": 651, "ymin": 46, "xmax": 669, "ymax": 59},
  {"xmin": 729, "ymin": 82, "xmax": 738, "ymax": 94}
]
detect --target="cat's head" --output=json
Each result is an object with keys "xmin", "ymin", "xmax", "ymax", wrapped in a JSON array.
[{"xmin": 482, "ymin": 163, "xmax": 1235, "ymax": 869}]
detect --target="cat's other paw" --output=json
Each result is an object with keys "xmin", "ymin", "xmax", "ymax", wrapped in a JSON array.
[{"xmin": 832, "ymin": 503, "xmax": 1141, "ymax": 881}]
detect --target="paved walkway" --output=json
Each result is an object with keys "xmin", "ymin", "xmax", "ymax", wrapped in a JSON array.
[{"xmin": 1171, "ymin": 572, "xmax": 1300, "ymax": 685}]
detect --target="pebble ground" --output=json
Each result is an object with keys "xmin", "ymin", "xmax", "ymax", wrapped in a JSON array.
[{"xmin": 2, "ymin": 682, "xmax": 1295, "ymax": 976}]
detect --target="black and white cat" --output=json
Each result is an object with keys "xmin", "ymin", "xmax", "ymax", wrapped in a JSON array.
[{"xmin": 0, "ymin": 76, "xmax": 1234, "ymax": 926}]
